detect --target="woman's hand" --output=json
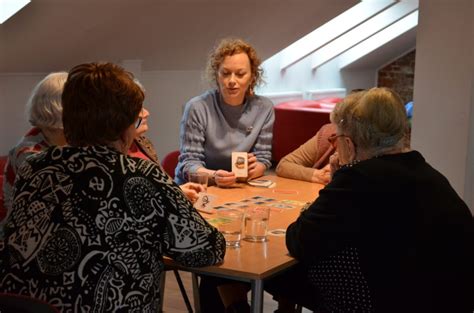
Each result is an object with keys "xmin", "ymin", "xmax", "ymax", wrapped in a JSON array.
[
  {"xmin": 329, "ymin": 152, "xmax": 340, "ymax": 177},
  {"xmin": 247, "ymin": 153, "xmax": 266, "ymax": 180},
  {"xmin": 180, "ymin": 182, "xmax": 205, "ymax": 203},
  {"xmin": 213, "ymin": 169, "xmax": 236, "ymax": 187},
  {"xmin": 311, "ymin": 164, "xmax": 331, "ymax": 184}
]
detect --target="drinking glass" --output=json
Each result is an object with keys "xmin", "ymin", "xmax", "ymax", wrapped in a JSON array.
[
  {"xmin": 188, "ymin": 172, "xmax": 209, "ymax": 192},
  {"xmin": 244, "ymin": 206, "xmax": 270, "ymax": 242},
  {"xmin": 217, "ymin": 209, "xmax": 244, "ymax": 248}
]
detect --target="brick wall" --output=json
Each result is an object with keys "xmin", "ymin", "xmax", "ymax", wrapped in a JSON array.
[{"xmin": 377, "ymin": 49, "xmax": 416, "ymax": 104}]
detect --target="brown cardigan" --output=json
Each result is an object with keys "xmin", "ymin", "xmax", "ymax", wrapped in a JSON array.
[{"xmin": 276, "ymin": 124, "xmax": 336, "ymax": 182}]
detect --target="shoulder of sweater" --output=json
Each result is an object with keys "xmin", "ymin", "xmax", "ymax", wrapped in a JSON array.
[
  {"xmin": 185, "ymin": 90, "xmax": 215, "ymax": 112},
  {"xmin": 252, "ymin": 94, "xmax": 274, "ymax": 108},
  {"xmin": 188, "ymin": 90, "xmax": 215, "ymax": 104}
]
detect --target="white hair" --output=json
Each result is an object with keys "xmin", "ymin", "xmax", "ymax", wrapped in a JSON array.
[
  {"xmin": 133, "ymin": 78, "xmax": 145, "ymax": 92},
  {"xmin": 26, "ymin": 71, "xmax": 68, "ymax": 129}
]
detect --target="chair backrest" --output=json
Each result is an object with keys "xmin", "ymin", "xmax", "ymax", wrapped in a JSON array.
[
  {"xmin": 0, "ymin": 293, "xmax": 59, "ymax": 313},
  {"xmin": 161, "ymin": 150, "xmax": 180, "ymax": 179},
  {"xmin": 272, "ymin": 98, "xmax": 342, "ymax": 164}
]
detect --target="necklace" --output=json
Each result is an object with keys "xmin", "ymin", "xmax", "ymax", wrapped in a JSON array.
[
  {"xmin": 340, "ymin": 159, "xmax": 362, "ymax": 169},
  {"xmin": 340, "ymin": 155, "xmax": 381, "ymax": 169}
]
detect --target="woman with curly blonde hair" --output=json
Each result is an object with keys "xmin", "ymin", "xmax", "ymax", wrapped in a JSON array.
[{"xmin": 175, "ymin": 38, "xmax": 274, "ymax": 188}]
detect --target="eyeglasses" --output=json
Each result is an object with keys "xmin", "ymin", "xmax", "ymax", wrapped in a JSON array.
[
  {"xmin": 135, "ymin": 108, "xmax": 144, "ymax": 129},
  {"xmin": 328, "ymin": 133, "xmax": 349, "ymax": 148},
  {"xmin": 134, "ymin": 117, "xmax": 142, "ymax": 129}
]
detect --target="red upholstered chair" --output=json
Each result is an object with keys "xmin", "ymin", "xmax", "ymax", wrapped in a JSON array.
[
  {"xmin": 159, "ymin": 150, "xmax": 196, "ymax": 312},
  {"xmin": 161, "ymin": 150, "xmax": 180, "ymax": 179},
  {"xmin": 272, "ymin": 98, "xmax": 342, "ymax": 164}
]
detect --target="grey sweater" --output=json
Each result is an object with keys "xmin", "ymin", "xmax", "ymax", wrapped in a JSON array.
[{"xmin": 175, "ymin": 89, "xmax": 274, "ymax": 184}]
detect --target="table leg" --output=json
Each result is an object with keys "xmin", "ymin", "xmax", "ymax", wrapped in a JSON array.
[{"xmin": 250, "ymin": 279, "xmax": 264, "ymax": 313}]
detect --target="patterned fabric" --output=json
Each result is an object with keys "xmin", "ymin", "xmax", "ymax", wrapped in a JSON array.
[
  {"xmin": 2, "ymin": 127, "xmax": 49, "ymax": 216},
  {"xmin": 128, "ymin": 141, "xmax": 150, "ymax": 161},
  {"xmin": 134, "ymin": 135, "xmax": 159, "ymax": 163},
  {"xmin": 0, "ymin": 145, "xmax": 225, "ymax": 312},
  {"xmin": 308, "ymin": 247, "xmax": 372, "ymax": 312},
  {"xmin": 175, "ymin": 89, "xmax": 274, "ymax": 184}
]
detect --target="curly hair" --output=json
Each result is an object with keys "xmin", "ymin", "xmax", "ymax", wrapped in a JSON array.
[
  {"xmin": 330, "ymin": 88, "xmax": 407, "ymax": 155},
  {"xmin": 62, "ymin": 62, "xmax": 144, "ymax": 146},
  {"xmin": 205, "ymin": 38, "xmax": 264, "ymax": 95}
]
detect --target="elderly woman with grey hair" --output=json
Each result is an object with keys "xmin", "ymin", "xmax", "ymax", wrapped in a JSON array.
[
  {"xmin": 266, "ymin": 88, "xmax": 473, "ymax": 313},
  {"xmin": 2, "ymin": 72, "xmax": 68, "ymax": 216}
]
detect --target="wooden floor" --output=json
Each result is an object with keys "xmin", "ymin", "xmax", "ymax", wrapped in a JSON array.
[{"xmin": 161, "ymin": 271, "xmax": 311, "ymax": 313}]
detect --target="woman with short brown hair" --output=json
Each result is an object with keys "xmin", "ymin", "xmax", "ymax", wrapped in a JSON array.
[{"xmin": 0, "ymin": 62, "xmax": 225, "ymax": 312}]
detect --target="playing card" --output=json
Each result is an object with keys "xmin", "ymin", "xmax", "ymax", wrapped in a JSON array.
[
  {"xmin": 232, "ymin": 152, "xmax": 248, "ymax": 177},
  {"xmin": 194, "ymin": 192, "xmax": 216, "ymax": 213}
]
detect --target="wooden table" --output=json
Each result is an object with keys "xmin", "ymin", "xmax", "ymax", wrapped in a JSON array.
[{"xmin": 166, "ymin": 175, "xmax": 323, "ymax": 313}]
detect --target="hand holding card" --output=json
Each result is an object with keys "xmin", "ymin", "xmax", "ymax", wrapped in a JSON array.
[
  {"xmin": 213, "ymin": 170, "xmax": 237, "ymax": 187},
  {"xmin": 247, "ymin": 153, "xmax": 267, "ymax": 180}
]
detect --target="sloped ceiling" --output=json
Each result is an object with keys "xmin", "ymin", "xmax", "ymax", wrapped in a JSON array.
[
  {"xmin": 342, "ymin": 27, "xmax": 417, "ymax": 71},
  {"xmin": 0, "ymin": 0, "xmax": 358, "ymax": 73}
]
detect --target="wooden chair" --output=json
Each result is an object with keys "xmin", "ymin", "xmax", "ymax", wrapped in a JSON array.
[{"xmin": 0, "ymin": 293, "xmax": 59, "ymax": 313}]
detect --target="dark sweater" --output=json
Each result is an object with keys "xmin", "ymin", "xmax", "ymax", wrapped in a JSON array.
[{"xmin": 286, "ymin": 151, "xmax": 473, "ymax": 312}]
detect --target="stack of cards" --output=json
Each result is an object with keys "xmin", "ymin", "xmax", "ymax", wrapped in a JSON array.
[{"xmin": 247, "ymin": 179, "xmax": 276, "ymax": 188}]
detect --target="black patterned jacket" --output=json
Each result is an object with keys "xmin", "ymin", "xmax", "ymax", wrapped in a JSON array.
[{"xmin": 0, "ymin": 145, "xmax": 225, "ymax": 312}]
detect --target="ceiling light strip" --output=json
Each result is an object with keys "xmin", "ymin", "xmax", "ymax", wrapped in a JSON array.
[
  {"xmin": 338, "ymin": 10, "xmax": 419, "ymax": 69},
  {"xmin": 279, "ymin": 0, "xmax": 395, "ymax": 71},
  {"xmin": 311, "ymin": 0, "xmax": 418, "ymax": 69}
]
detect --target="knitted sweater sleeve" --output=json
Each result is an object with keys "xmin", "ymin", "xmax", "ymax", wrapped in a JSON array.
[
  {"xmin": 175, "ymin": 100, "xmax": 207, "ymax": 183},
  {"xmin": 276, "ymin": 133, "xmax": 319, "ymax": 182},
  {"xmin": 251, "ymin": 100, "xmax": 274, "ymax": 169}
]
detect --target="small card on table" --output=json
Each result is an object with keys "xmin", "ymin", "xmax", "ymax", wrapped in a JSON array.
[{"xmin": 194, "ymin": 193, "xmax": 217, "ymax": 214}]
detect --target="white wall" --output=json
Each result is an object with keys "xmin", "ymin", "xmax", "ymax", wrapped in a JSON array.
[
  {"xmin": 0, "ymin": 74, "xmax": 46, "ymax": 154},
  {"xmin": 140, "ymin": 70, "xmax": 207, "ymax": 159},
  {"xmin": 412, "ymin": 0, "xmax": 474, "ymax": 212},
  {"xmin": 0, "ymin": 71, "xmax": 208, "ymax": 160},
  {"xmin": 1, "ymin": 55, "xmax": 377, "ymax": 159}
]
